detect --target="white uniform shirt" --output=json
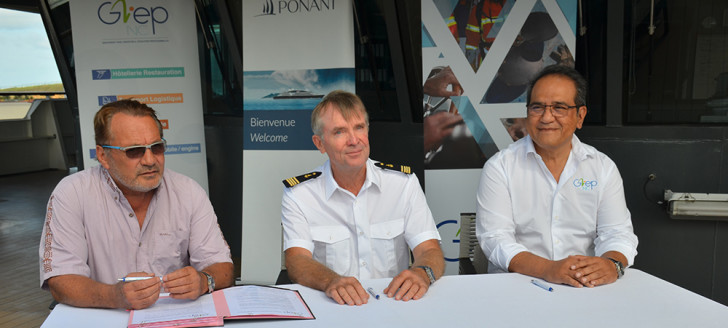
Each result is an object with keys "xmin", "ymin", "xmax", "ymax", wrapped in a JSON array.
[
  {"xmin": 282, "ymin": 159, "xmax": 441, "ymax": 280},
  {"xmin": 476, "ymin": 135, "xmax": 638, "ymax": 273}
]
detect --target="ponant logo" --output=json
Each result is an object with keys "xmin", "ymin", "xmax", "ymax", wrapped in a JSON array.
[{"xmin": 255, "ymin": 0, "xmax": 335, "ymax": 17}]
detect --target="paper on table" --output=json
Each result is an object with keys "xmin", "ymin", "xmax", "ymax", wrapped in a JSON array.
[
  {"xmin": 221, "ymin": 285, "xmax": 313, "ymax": 318},
  {"xmin": 129, "ymin": 294, "xmax": 222, "ymax": 327},
  {"xmin": 127, "ymin": 285, "xmax": 313, "ymax": 328}
]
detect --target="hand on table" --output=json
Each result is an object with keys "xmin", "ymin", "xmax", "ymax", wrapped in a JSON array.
[
  {"xmin": 325, "ymin": 276, "xmax": 369, "ymax": 306},
  {"xmin": 542, "ymin": 255, "xmax": 592, "ymax": 288},
  {"xmin": 570, "ymin": 256, "xmax": 619, "ymax": 287},
  {"xmin": 383, "ymin": 268, "xmax": 430, "ymax": 301}
]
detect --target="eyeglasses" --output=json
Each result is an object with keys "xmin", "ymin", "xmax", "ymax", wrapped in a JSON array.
[
  {"xmin": 526, "ymin": 103, "xmax": 582, "ymax": 117},
  {"xmin": 101, "ymin": 139, "xmax": 166, "ymax": 159}
]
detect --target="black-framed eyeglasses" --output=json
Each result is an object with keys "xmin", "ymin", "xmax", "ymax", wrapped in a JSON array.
[
  {"xmin": 101, "ymin": 139, "xmax": 166, "ymax": 159},
  {"xmin": 526, "ymin": 103, "xmax": 582, "ymax": 117}
]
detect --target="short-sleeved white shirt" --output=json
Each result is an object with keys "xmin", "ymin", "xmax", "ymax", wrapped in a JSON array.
[
  {"xmin": 476, "ymin": 135, "xmax": 638, "ymax": 273},
  {"xmin": 282, "ymin": 159, "xmax": 441, "ymax": 280},
  {"xmin": 39, "ymin": 166, "xmax": 232, "ymax": 288}
]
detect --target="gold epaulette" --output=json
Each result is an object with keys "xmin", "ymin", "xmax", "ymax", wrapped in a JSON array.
[
  {"xmin": 282, "ymin": 171, "xmax": 322, "ymax": 188},
  {"xmin": 374, "ymin": 162, "xmax": 412, "ymax": 174}
]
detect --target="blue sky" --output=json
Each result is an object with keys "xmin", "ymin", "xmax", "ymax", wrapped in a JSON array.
[{"xmin": 0, "ymin": 8, "xmax": 62, "ymax": 89}]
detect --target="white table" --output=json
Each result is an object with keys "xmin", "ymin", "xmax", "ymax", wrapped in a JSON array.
[{"xmin": 42, "ymin": 269, "xmax": 728, "ymax": 328}]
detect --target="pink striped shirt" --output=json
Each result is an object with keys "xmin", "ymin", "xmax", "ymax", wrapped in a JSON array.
[{"xmin": 40, "ymin": 165, "xmax": 231, "ymax": 288}]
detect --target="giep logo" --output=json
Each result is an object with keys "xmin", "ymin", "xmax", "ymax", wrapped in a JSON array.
[
  {"xmin": 573, "ymin": 178, "xmax": 598, "ymax": 190},
  {"xmin": 436, "ymin": 220, "xmax": 460, "ymax": 263},
  {"xmin": 97, "ymin": 0, "xmax": 169, "ymax": 35}
]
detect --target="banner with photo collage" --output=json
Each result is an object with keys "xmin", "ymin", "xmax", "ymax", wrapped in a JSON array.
[
  {"xmin": 241, "ymin": 0, "xmax": 355, "ymax": 284},
  {"xmin": 422, "ymin": 0, "xmax": 577, "ymax": 275},
  {"xmin": 70, "ymin": 0, "xmax": 208, "ymax": 190}
]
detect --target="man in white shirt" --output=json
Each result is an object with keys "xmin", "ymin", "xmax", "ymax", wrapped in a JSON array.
[
  {"xmin": 476, "ymin": 65, "xmax": 638, "ymax": 287},
  {"xmin": 282, "ymin": 90, "xmax": 444, "ymax": 306}
]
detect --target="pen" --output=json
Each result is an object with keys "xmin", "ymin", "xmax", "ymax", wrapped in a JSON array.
[
  {"xmin": 367, "ymin": 287, "xmax": 380, "ymax": 300},
  {"xmin": 118, "ymin": 276, "xmax": 162, "ymax": 282},
  {"xmin": 531, "ymin": 279, "xmax": 553, "ymax": 292}
]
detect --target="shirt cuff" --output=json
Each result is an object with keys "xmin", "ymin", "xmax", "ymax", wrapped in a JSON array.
[
  {"xmin": 195, "ymin": 254, "xmax": 233, "ymax": 273},
  {"xmin": 596, "ymin": 243, "xmax": 638, "ymax": 267},
  {"xmin": 494, "ymin": 243, "xmax": 529, "ymax": 272},
  {"xmin": 284, "ymin": 239, "xmax": 314, "ymax": 253},
  {"xmin": 406, "ymin": 231, "xmax": 441, "ymax": 250},
  {"xmin": 40, "ymin": 267, "xmax": 91, "ymax": 289}
]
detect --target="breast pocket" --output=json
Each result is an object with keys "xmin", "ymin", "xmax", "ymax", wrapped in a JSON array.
[
  {"xmin": 152, "ymin": 230, "xmax": 189, "ymax": 274},
  {"xmin": 310, "ymin": 226, "xmax": 351, "ymax": 275},
  {"xmin": 371, "ymin": 219, "xmax": 405, "ymax": 277}
]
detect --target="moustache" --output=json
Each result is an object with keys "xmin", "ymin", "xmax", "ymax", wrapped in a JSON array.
[{"xmin": 137, "ymin": 165, "xmax": 160, "ymax": 175}]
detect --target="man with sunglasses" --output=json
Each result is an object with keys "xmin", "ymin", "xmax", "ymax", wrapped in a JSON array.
[
  {"xmin": 475, "ymin": 65, "xmax": 638, "ymax": 288},
  {"xmin": 39, "ymin": 99, "xmax": 233, "ymax": 309}
]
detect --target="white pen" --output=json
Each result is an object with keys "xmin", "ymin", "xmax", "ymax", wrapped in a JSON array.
[
  {"xmin": 531, "ymin": 279, "xmax": 553, "ymax": 292},
  {"xmin": 118, "ymin": 276, "xmax": 162, "ymax": 282},
  {"xmin": 367, "ymin": 287, "xmax": 380, "ymax": 300}
]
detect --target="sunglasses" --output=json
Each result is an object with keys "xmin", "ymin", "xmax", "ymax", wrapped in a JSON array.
[{"xmin": 101, "ymin": 139, "xmax": 166, "ymax": 159}]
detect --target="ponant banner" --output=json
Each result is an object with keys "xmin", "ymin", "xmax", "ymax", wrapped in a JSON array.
[{"xmin": 241, "ymin": 0, "xmax": 355, "ymax": 284}]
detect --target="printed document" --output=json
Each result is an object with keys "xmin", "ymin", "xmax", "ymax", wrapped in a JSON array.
[{"xmin": 128, "ymin": 285, "xmax": 314, "ymax": 328}]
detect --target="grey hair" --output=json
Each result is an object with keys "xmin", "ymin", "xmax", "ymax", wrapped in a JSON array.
[{"xmin": 311, "ymin": 90, "xmax": 369, "ymax": 137}]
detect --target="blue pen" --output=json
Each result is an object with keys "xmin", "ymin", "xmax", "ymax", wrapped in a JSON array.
[
  {"xmin": 531, "ymin": 279, "xmax": 553, "ymax": 292},
  {"xmin": 367, "ymin": 287, "xmax": 380, "ymax": 300}
]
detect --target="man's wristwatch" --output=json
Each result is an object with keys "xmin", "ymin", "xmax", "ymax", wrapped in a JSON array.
[
  {"xmin": 415, "ymin": 265, "xmax": 436, "ymax": 285},
  {"xmin": 607, "ymin": 258, "xmax": 625, "ymax": 279},
  {"xmin": 201, "ymin": 271, "xmax": 215, "ymax": 294}
]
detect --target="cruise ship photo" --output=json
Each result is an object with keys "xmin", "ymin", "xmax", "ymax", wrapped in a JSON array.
[{"xmin": 272, "ymin": 89, "xmax": 324, "ymax": 99}]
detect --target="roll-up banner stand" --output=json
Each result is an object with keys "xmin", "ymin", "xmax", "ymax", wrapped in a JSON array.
[
  {"xmin": 241, "ymin": 0, "xmax": 355, "ymax": 284},
  {"xmin": 422, "ymin": 0, "xmax": 577, "ymax": 275},
  {"xmin": 70, "ymin": 0, "xmax": 208, "ymax": 190}
]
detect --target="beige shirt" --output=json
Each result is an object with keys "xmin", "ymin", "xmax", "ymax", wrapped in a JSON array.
[{"xmin": 39, "ymin": 166, "xmax": 231, "ymax": 288}]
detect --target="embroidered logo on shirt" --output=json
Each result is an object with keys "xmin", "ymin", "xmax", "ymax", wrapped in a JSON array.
[
  {"xmin": 42, "ymin": 196, "xmax": 55, "ymax": 273},
  {"xmin": 573, "ymin": 178, "xmax": 598, "ymax": 190}
]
